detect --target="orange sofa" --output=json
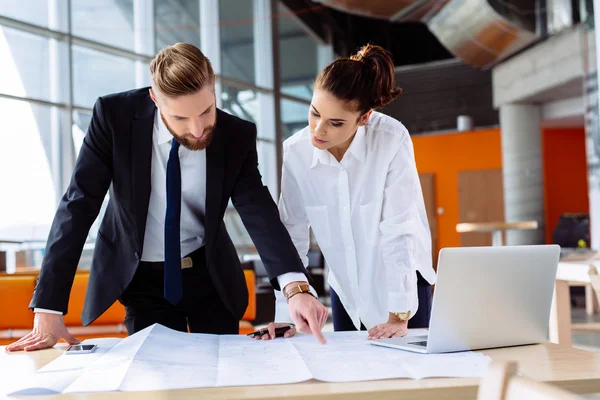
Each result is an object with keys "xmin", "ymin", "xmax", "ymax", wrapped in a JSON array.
[{"xmin": 0, "ymin": 269, "xmax": 257, "ymax": 345}]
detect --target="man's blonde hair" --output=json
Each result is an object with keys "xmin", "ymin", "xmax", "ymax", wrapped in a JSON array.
[{"xmin": 150, "ymin": 43, "xmax": 214, "ymax": 97}]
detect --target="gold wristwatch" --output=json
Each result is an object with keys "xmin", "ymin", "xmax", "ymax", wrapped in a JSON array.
[{"xmin": 391, "ymin": 311, "xmax": 411, "ymax": 321}]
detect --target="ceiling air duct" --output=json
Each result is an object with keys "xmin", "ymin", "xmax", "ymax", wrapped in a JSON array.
[{"xmin": 313, "ymin": 0, "xmax": 541, "ymax": 69}]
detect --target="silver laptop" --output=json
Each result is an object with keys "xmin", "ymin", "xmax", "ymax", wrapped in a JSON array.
[{"xmin": 371, "ymin": 245, "xmax": 560, "ymax": 353}]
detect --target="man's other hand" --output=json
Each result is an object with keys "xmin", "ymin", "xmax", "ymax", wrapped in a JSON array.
[
  {"xmin": 286, "ymin": 285, "xmax": 328, "ymax": 344},
  {"xmin": 5, "ymin": 312, "xmax": 80, "ymax": 352}
]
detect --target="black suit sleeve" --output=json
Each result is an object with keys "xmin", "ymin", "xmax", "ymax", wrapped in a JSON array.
[
  {"xmin": 230, "ymin": 124, "xmax": 308, "ymax": 291},
  {"xmin": 29, "ymin": 97, "xmax": 114, "ymax": 314}
]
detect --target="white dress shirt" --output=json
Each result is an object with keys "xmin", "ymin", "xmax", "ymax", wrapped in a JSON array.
[
  {"xmin": 140, "ymin": 109, "xmax": 206, "ymax": 261},
  {"xmin": 274, "ymin": 111, "xmax": 436, "ymax": 330},
  {"xmin": 36, "ymin": 108, "xmax": 303, "ymax": 314}
]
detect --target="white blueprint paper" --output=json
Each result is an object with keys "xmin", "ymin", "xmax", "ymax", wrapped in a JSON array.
[{"xmin": 6, "ymin": 324, "xmax": 491, "ymax": 395}]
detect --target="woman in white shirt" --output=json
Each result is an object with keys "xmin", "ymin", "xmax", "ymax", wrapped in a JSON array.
[{"xmin": 261, "ymin": 44, "xmax": 436, "ymax": 341}]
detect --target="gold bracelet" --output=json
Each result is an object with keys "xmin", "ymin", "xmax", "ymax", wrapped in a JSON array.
[{"xmin": 391, "ymin": 311, "xmax": 411, "ymax": 321}]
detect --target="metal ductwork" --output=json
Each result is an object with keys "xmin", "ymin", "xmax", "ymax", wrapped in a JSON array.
[
  {"xmin": 426, "ymin": 0, "xmax": 537, "ymax": 69},
  {"xmin": 311, "ymin": 0, "xmax": 560, "ymax": 69}
]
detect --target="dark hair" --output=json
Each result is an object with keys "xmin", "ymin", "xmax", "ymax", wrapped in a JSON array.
[{"xmin": 315, "ymin": 43, "xmax": 402, "ymax": 115}]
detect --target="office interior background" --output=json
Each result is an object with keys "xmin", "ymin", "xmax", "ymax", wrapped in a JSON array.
[{"xmin": 1, "ymin": 0, "xmax": 600, "ymax": 349}]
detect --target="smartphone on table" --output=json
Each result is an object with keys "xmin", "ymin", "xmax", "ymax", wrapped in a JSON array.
[{"xmin": 65, "ymin": 344, "xmax": 97, "ymax": 354}]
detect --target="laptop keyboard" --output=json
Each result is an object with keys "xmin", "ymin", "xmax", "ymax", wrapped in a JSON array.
[{"xmin": 408, "ymin": 341, "xmax": 428, "ymax": 347}]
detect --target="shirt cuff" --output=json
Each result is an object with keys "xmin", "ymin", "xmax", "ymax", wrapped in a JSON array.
[
  {"xmin": 274, "ymin": 289, "xmax": 292, "ymax": 323},
  {"xmin": 277, "ymin": 272, "xmax": 308, "ymax": 292},
  {"xmin": 34, "ymin": 308, "xmax": 63, "ymax": 315},
  {"xmin": 387, "ymin": 290, "xmax": 418, "ymax": 319}
]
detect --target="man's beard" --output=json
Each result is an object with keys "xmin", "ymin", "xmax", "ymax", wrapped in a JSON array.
[{"xmin": 161, "ymin": 113, "xmax": 216, "ymax": 151}]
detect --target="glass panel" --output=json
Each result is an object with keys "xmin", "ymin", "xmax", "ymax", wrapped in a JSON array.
[
  {"xmin": 281, "ymin": 98, "xmax": 309, "ymax": 140},
  {"xmin": 72, "ymin": 45, "xmax": 136, "ymax": 108},
  {"xmin": 256, "ymin": 139, "xmax": 277, "ymax": 197},
  {"xmin": 72, "ymin": 109, "xmax": 92, "ymax": 155},
  {"xmin": 223, "ymin": 145, "xmax": 276, "ymax": 251},
  {"xmin": 155, "ymin": 0, "xmax": 201, "ymax": 51},
  {"xmin": 0, "ymin": 98, "xmax": 57, "ymax": 241},
  {"xmin": 136, "ymin": 61, "xmax": 152, "ymax": 89},
  {"xmin": 71, "ymin": 0, "xmax": 135, "ymax": 51},
  {"xmin": 72, "ymin": 109, "xmax": 109, "ymax": 250},
  {"xmin": 221, "ymin": 84, "xmax": 259, "ymax": 125},
  {"xmin": 224, "ymin": 208, "xmax": 255, "ymax": 255},
  {"xmin": 0, "ymin": 0, "xmax": 52, "ymax": 29},
  {"xmin": 278, "ymin": 3, "xmax": 319, "ymax": 101},
  {"xmin": 0, "ymin": 27, "xmax": 67, "ymax": 102},
  {"xmin": 221, "ymin": 84, "xmax": 277, "ymax": 195},
  {"xmin": 220, "ymin": 0, "xmax": 255, "ymax": 84}
]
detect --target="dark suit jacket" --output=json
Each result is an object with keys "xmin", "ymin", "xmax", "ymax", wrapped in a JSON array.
[{"xmin": 30, "ymin": 87, "xmax": 308, "ymax": 325}]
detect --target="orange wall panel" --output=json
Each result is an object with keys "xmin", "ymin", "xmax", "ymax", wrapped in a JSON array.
[
  {"xmin": 412, "ymin": 129, "xmax": 503, "ymax": 250},
  {"xmin": 542, "ymin": 127, "xmax": 589, "ymax": 243},
  {"xmin": 412, "ymin": 126, "xmax": 589, "ymax": 249}
]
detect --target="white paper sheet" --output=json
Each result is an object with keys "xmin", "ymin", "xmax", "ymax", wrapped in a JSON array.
[
  {"xmin": 6, "ymin": 324, "xmax": 492, "ymax": 396},
  {"xmin": 64, "ymin": 323, "xmax": 154, "ymax": 393},
  {"xmin": 37, "ymin": 338, "xmax": 122, "ymax": 373},
  {"xmin": 291, "ymin": 331, "xmax": 413, "ymax": 382},
  {"xmin": 217, "ymin": 334, "xmax": 312, "ymax": 386},
  {"xmin": 6, "ymin": 338, "xmax": 122, "ymax": 396},
  {"xmin": 290, "ymin": 330, "xmax": 490, "ymax": 382},
  {"xmin": 4, "ymin": 370, "xmax": 82, "ymax": 396},
  {"xmin": 118, "ymin": 325, "xmax": 219, "ymax": 392}
]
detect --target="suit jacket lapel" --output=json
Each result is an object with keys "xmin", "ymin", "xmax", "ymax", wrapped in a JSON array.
[
  {"xmin": 131, "ymin": 94, "xmax": 155, "ymax": 252},
  {"xmin": 205, "ymin": 110, "xmax": 225, "ymax": 254}
]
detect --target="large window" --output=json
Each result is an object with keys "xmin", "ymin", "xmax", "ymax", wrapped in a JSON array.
[
  {"xmin": 278, "ymin": 3, "xmax": 320, "ymax": 101},
  {"xmin": 155, "ymin": 0, "xmax": 201, "ymax": 51},
  {"xmin": 71, "ymin": 0, "xmax": 135, "ymax": 51},
  {"xmin": 221, "ymin": 83, "xmax": 277, "ymax": 197},
  {"xmin": 0, "ymin": 0, "xmax": 55, "ymax": 29},
  {"xmin": 220, "ymin": 0, "xmax": 255, "ymax": 84},
  {"xmin": 72, "ymin": 46, "xmax": 137, "ymax": 108},
  {"xmin": 0, "ymin": 98, "xmax": 58, "ymax": 240},
  {"xmin": 281, "ymin": 98, "xmax": 309, "ymax": 139},
  {"xmin": 0, "ymin": 0, "xmax": 331, "ymax": 263},
  {"xmin": 72, "ymin": 109, "xmax": 92, "ymax": 153},
  {"xmin": 0, "ymin": 1, "xmax": 147, "ymax": 253},
  {"xmin": 0, "ymin": 27, "xmax": 65, "ymax": 102},
  {"xmin": 221, "ymin": 85, "xmax": 260, "ymax": 126}
]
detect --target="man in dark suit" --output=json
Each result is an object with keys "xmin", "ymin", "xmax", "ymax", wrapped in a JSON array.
[{"xmin": 6, "ymin": 43, "xmax": 328, "ymax": 352}]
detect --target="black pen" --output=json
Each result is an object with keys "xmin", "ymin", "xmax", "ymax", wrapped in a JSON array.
[{"xmin": 247, "ymin": 324, "xmax": 295, "ymax": 338}]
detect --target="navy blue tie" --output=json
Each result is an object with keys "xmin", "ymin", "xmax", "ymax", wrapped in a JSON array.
[{"xmin": 164, "ymin": 139, "xmax": 182, "ymax": 305}]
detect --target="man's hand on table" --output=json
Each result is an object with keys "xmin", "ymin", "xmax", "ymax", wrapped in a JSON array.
[{"xmin": 5, "ymin": 312, "xmax": 80, "ymax": 352}]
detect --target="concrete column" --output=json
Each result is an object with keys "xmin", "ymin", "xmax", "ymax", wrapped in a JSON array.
[
  {"xmin": 588, "ymin": 0, "xmax": 600, "ymax": 250},
  {"xmin": 499, "ymin": 104, "xmax": 546, "ymax": 245}
]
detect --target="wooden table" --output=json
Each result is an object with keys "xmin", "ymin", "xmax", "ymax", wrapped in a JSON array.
[
  {"xmin": 456, "ymin": 221, "xmax": 538, "ymax": 246},
  {"xmin": 2, "ymin": 341, "xmax": 600, "ymax": 399}
]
